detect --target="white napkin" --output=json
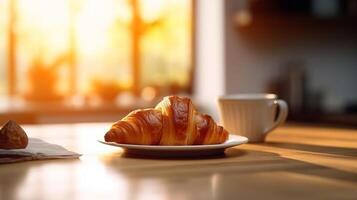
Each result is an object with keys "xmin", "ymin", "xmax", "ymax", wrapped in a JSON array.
[{"xmin": 0, "ymin": 138, "xmax": 81, "ymax": 164}]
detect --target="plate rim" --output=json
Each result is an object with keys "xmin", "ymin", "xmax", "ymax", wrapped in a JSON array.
[{"xmin": 98, "ymin": 134, "xmax": 248, "ymax": 151}]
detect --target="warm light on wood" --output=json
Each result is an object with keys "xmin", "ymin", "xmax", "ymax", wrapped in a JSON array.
[{"xmin": 1, "ymin": 123, "xmax": 357, "ymax": 199}]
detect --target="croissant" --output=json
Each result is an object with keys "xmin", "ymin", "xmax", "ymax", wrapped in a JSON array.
[{"xmin": 105, "ymin": 96, "xmax": 228, "ymax": 145}]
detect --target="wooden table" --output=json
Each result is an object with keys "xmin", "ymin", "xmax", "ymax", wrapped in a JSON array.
[{"xmin": 1, "ymin": 123, "xmax": 357, "ymax": 200}]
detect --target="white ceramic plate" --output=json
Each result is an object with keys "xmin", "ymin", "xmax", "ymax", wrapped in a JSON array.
[{"xmin": 98, "ymin": 134, "xmax": 248, "ymax": 157}]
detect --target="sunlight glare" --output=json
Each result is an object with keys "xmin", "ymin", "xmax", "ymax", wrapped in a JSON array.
[
  {"xmin": 140, "ymin": 0, "xmax": 166, "ymax": 22},
  {"xmin": 76, "ymin": 0, "xmax": 118, "ymax": 54},
  {"xmin": 2, "ymin": 0, "xmax": 192, "ymax": 97}
]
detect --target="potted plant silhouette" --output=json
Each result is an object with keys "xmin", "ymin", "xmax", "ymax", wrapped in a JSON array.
[
  {"xmin": 25, "ymin": 54, "xmax": 68, "ymax": 102},
  {"xmin": 91, "ymin": 79, "xmax": 122, "ymax": 103}
]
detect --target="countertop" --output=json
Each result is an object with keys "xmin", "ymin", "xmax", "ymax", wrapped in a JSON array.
[{"xmin": 0, "ymin": 123, "xmax": 357, "ymax": 200}]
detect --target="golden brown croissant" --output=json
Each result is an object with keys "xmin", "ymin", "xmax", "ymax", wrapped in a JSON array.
[
  {"xmin": 105, "ymin": 109, "xmax": 162, "ymax": 145},
  {"xmin": 105, "ymin": 96, "xmax": 228, "ymax": 145}
]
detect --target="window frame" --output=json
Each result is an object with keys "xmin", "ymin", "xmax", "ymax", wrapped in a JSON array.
[{"xmin": 5, "ymin": 0, "xmax": 195, "ymax": 98}]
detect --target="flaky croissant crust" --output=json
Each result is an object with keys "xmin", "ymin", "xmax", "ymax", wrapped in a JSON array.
[{"xmin": 105, "ymin": 96, "xmax": 228, "ymax": 145}]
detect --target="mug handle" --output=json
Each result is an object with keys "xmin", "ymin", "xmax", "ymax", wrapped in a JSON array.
[{"xmin": 264, "ymin": 99, "xmax": 288, "ymax": 134}]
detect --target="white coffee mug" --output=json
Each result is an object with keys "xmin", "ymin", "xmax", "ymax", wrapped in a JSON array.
[{"xmin": 217, "ymin": 94, "xmax": 288, "ymax": 143}]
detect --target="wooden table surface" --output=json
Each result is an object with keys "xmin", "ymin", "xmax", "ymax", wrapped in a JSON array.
[{"xmin": 1, "ymin": 123, "xmax": 357, "ymax": 200}]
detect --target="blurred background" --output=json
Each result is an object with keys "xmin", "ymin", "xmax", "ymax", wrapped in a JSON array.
[
  {"xmin": 0, "ymin": 0, "xmax": 193, "ymax": 123},
  {"xmin": 0, "ymin": 0, "xmax": 357, "ymax": 126}
]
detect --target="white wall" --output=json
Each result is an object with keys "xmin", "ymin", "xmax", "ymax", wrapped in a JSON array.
[{"xmin": 194, "ymin": 0, "xmax": 225, "ymax": 120}]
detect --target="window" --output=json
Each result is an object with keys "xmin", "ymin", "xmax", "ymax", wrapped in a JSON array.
[
  {"xmin": 0, "ymin": 0, "xmax": 193, "ymax": 103},
  {"xmin": 0, "ymin": 0, "xmax": 8, "ymax": 95}
]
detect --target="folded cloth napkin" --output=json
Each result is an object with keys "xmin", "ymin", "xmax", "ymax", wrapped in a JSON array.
[{"xmin": 0, "ymin": 138, "xmax": 81, "ymax": 164}]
